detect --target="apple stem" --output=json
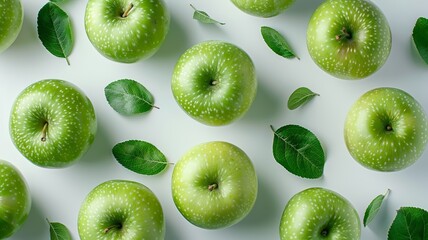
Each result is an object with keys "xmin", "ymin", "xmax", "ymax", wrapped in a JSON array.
[
  {"xmin": 321, "ymin": 229, "xmax": 329, "ymax": 237},
  {"xmin": 208, "ymin": 183, "xmax": 218, "ymax": 191},
  {"xmin": 386, "ymin": 125, "xmax": 393, "ymax": 131},
  {"xmin": 335, "ymin": 27, "xmax": 352, "ymax": 40},
  {"xmin": 41, "ymin": 122, "xmax": 48, "ymax": 142},
  {"xmin": 210, "ymin": 80, "xmax": 218, "ymax": 86},
  {"xmin": 104, "ymin": 224, "xmax": 122, "ymax": 234},
  {"xmin": 122, "ymin": 3, "xmax": 134, "ymax": 18}
]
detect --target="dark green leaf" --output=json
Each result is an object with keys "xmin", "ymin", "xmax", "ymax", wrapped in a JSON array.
[
  {"xmin": 112, "ymin": 140, "xmax": 168, "ymax": 175},
  {"xmin": 261, "ymin": 26, "xmax": 299, "ymax": 59},
  {"xmin": 47, "ymin": 219, "xmax": 72, "ymax": 240},
  {"xmin": 37, "ymin": 2, "xmax": 73, "ymax": 65},
  {"xmin": 288, "ymin": 87, "xmax": 319, "ymax": 110},
  {"xmin": 364, "ymin": 189, "xmax": 390, "ymax": 227},
  {"xmin": 50, "ymin": 0, "xmax": 66, "ymax": 2},
  {"xmin": 271, "ymin": 125, "xmax": 325, "ymax": 179},
  {"xmin": 190, "ymin": 4, "xmax": 225, "ymax": 25},
  {"xmin": 388, "ymin": 207, "xmax": 428, "ymax": 240},
  {"xmin": 104, "ymin": 79, "xmax": 158, "ymax": 115},
  {"xmin": 413, "ymin": 17, "xmax": 428, "ymax": 64}
]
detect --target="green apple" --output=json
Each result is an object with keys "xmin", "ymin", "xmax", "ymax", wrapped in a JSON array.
[
  {"xmin": 0, "ymin": 160, "xmax": 31, "ymax": 239},
  {"xmin": 344, "ymin": 87, "xmax": 428, "ymax": 171},
  {"xmin": 230, "ymin": 0, "xmax": 295, "ymax": 18},
  {"xmin": 172, "ymin": 141, "xmax": 258, "ymax": 229},
  {"xmin": 171, "ymin": 41, "xmax": 257, "ymax": 126},
  {"xmin": 10, "ymin": 79, "xmax": 97, "ymax": 168},
  {"xmin": 307, "ymin": 0, "xmax": 391, "ymax": 79},
  {"xmin": 78, "ymin": 180, "xmax": 165, "ymax": 240},
  {"xmin": 84, "ymin": 0, "xmax": 169, "ymax": 63},
  {"xmin": 0, "ymin": 0, "xmax": 23, "ymax": 53},
  {"xmin": 280, "ymin": 187, "xmax": 361, "ymax": 240}
]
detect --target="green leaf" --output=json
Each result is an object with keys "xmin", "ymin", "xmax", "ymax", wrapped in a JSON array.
[
  {"xmin": 104, "ymin": 79, "xmax": 158, "ymax": 115},
  {"xmin": 37, "ymin": 2, "xmax": 73, "ymax": 65},
  {"xmin": 190, "ymin": 4, "xmax": 225, "ymax": 25},
  {"xmin": 271, "ymin": 125, "xmax": 325, "ymax": 179},
  {"xmin": 112, "ymin": 140, "xmax": 168, "ymax": 175},
  {"xmin": 47, "ymin": 219, "xmax": 72, "ymax": 240},
  {"xmin": 413, "ymin": 17, "xmax": 428, "ymax": 64},
  {"xmin": 287, "ymin": 87, "xmax": 319, "ymax": 110},
  {"xmin": 363, "ymin": 189, "xmax": 390, "ymax": 227},
  {"xmin": 261, "ymin": 26, "xmax": 299, "ymax": 60},
  {"xmin": 388, "ymin": 207, "xmax": 428, "ymax": 240},
  {"xmin": 50, "ymin": 0, "xmax": 66, "ymax": 2}
]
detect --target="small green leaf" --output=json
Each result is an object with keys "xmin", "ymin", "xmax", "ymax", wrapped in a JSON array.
[
  {"xmin": 261, "ymin": 26, "xmax": 299, "ymax": 60},
  {"xmin": 413, "ymin": 17, "xmax": 428, "ymax": 64},
  {"xmin": 271, "ymin": 125, "xmax": 325, "ymax": 179},
  {"xmin": 288, "ymin": 87, "xmax": 319, "ymax": 110},
  {"xmin": 388, "ymin": 207, "xmax": 428, "ymax": 240},
  {"xmin": 112, "ymin": 140, "xmax": 168, "ymax": 175},
  {"xmin": 104, "ymin": 79, "xmax": 158, "ymax": 115},
  {"xmin": 364, "ymin": 189, "xmax": 390, "ymax": 227},
  {"xmin": 190, "ymin": 4, "xmax": 225, "ymax": 25},
  {"xmin": 47, "ymin": 219, "xmax": 72, "ymax": 240},
  {"xmin": 37, "ymin": 2, "xmax": 73, "ymax": 65}
]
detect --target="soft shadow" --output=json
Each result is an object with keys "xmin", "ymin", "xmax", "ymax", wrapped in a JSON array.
[
  {"xmin": 284, "ymin": 0, "xmax": 324, "ymax": 18},
  {"xmin": 233, "ymin": 176, "xmax": 282, "ymax": 229},
  {"xmin": 165, "ymin": 216, "xmax": 185, "ymax": 240},
  {"xmin": 77, "ymin": 118, "xmax": 114, "ymax": 168},
  {"xmin": 151, "ymin": 13, "xmax": 189, "ymax": 61},
  {"xmin": 10, "ymin": 14, "xmax": 38, "ymax": 51},
  {"xmin": 242, "ymin": 81, "xmax": 283, "ymax": 123},
  {"xmin": 11, "ymin": 197, "xmax": 46, "ymax": 240},
  {"xmin": 408, "ymin": 36, "xmax": 426, "ymax": 67}
]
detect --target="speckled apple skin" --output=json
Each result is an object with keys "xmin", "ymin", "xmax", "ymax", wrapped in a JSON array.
[
  {"xmin": 280, "ymin": 187, "xmax": 361, "ymax": 240},
  {"xmin": 10, "ymin": 79, "xmax": 97, "ymax": 168},
  {"xmin": 84, "ymin": 0, "xmax": 170, "ymax": 63},
  {"xmin": 78, "ymin": 180, "xmax": 165, "ymax": 240},
  {"xmin": 0, "ymin": 0, "xmax": 23, "ymax": 53},
  {"xmin": 171, "ymin": 41, "xmax": 257, "ymax": 126},
  {"xmin": 307, "ymin": 0, "xmax": 391, "ymax": 80},
  {"xmin": 172, "ymin": 141, "xmax": 258, "ymax": 229},
  {"xmin": 345, "ymin": 87, "xmax": 428, "ymax": 171},
  {"xmin": 0, "ymin": 160, "xmax": 31, "ymax": 239},
  {"xmin": 230, "ymin": 0, "xmax": 295, "ymax": 18}
]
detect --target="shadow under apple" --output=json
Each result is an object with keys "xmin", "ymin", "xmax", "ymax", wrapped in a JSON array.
[{"xmin": 10, "ymin": 196, "xmax": 48, "ymax": 240}]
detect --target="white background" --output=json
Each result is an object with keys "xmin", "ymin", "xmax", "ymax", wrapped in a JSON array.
[{"xmin": 1, "ymin": 0, "xmax": 428, "ymax": 239}]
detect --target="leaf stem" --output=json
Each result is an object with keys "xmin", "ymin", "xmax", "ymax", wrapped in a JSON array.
[
  {"xmin": 41, "ymin": 122, "xmax": 48, "ymax": 142},
  {"xmin": 65, "ymin": 56, "xmax": 70, "ymax": 66},
  {"xmin": 122, "ymin": 3, "xmax": 134, "ymax": 18}
]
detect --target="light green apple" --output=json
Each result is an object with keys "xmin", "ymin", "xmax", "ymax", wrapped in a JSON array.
[
  {"xmin": 230, "ymin": 0, "xmax": 295, "ymax": 18},
  {"xmin": 172, "ymin": 141, "xmax": 258, "ymax": 229},
  {"xmin": 84, "ymin": 0, "xmax": 170, "ymax": 63},
  {"xmin": 344, "ymin": 87, "xmax": 428, "ymax": 171},
  {"xmin": 10, "ymin": 79, "xmax": 97, "ymax": 168},
  {"xmin": 280, "ymin": 187, "xmax": 361, "ymax": 240},
  {"xmin": 307, "ymin": 0, "xmax": 391, "ymax": 79},
  {"xmin": 0, "ymin": 160, "xmax": 31, "ymax": 239},
  {"xmin": 171, "ymin": 41, "xmax": 257, "ymax": 126},
  {"xmin": 78, "ymin": 180, "xmax": 165, "ymax": 240},
  {"xmin": 0, "ymin": 0, "xmax": 23, "ymax": 53}
]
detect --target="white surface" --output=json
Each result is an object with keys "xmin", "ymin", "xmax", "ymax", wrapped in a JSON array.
[{"xmin": 1, "ymin": 0, "xmax": 428, "ymax": 239}]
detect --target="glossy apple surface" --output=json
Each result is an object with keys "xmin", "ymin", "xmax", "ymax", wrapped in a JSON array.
[
  {"xmin": 0, "ymin": 0, "xmax": 23, "ymax": 53},
  {"xmin": 172, "ymin": 41, "xmax": 257, "ymax": 126},
  {"xmin": 78, "ymin": 180, "xmax": 165, "ymax": 240},
  {"xmin": 84, "ymin": 0, "xmax": 170, "ymax": 63},
  {"xmin": 280, "ymin": 187, "xmax": 360, "ymax": 240},
  {"xmin": 0, "ymin": 160, "xmax": 31, "ymax": 239},
  {"xmin": 10, "ymin": 79, "xmax": 97, "ymax": 168},
  {"xmin": 307, "ymin": 0, "xmax": 391, "ymax": 79},
  {"xmin": 230, "ymin": 0, "xmax": 295, "ymax": 18},
  {"xmin": 172, "ymin": 141, "xmax": 258, "ymax": 229},
  {"xmin": 345, "ymin": 87, "xmax": 428, "ymax": 171}
]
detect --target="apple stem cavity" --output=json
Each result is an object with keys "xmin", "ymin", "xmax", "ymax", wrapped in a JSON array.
[
  {"xmin": 210, "ymin": 80, "xmax": 219, "ymax": 86},
  {"xmin": 386, "ymin": 125, "xmax": 393, "ymax": 132},
  {"xmin": 208, "ymin": 183, "xmax": 218, "ymax": 191},
  {"xmin": 335, "ymin": 27, "xmax": 352, "ymax": 41},
  {"xmin": 320, "ymin": 228, "xmax": 329, "ymax": 237},
  {"xmin": 122, "ymin": 3, "xmax": 134, "ymax": 18},
  {"xmin": 103, "ymin": 223, "xmax": 122, "ymax": 234},
  {"xmin": 41, "ymin": 122, "xmax": 48, "ymax": 142}
]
